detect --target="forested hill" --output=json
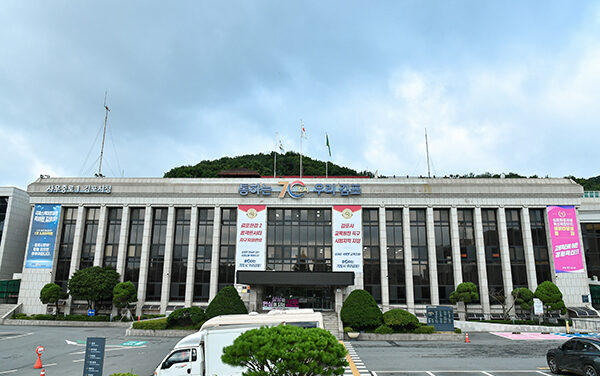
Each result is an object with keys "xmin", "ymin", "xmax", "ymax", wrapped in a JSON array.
[{"xmin": 163, "ymin": 152, "xmax": 373, "ymax": 178}]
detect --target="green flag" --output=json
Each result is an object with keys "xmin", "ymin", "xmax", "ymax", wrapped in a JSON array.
[{"xmin": 326, "ymin": 133, "xmax": 331, "ymax": 157}]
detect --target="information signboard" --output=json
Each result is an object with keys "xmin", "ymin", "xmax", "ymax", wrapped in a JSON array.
[
  {"xmin": 236, "ymin": 205, "xmax": 267, "ymax": 271},
  {"xmin": 426, "ymin": 306, "xmax": 454, "ymax": 332},
  {"xmin": 25, "ymin": 204, "xmax": 61, "ymax": 269},
  {"xmin": 332, "ymin": 205, "xmax": 362, "ymax": 272},
  {"xmin": 82, "ymin": 337, "xmax": 105, "ymax": 376},
  {"xmin": 533, "ymin": 298, "xmax": 544, "ymax": 316},
  {"xmin": 547, "ymin": 205, "xmax": 584, "ymax": 273}
]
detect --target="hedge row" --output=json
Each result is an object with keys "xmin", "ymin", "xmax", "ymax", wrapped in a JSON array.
[
  {"xmin": 132, "ymin": 318, "xmax": 168, "ymax": 330},
  {"xmin": 12, "ymin": 313, "xmax": 110, "ymax": 322}
]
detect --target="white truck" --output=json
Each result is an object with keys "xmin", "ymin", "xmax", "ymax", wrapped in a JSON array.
[{"xmin": 153, "ymin": 309, "xmax": 324, "ymax": 376}]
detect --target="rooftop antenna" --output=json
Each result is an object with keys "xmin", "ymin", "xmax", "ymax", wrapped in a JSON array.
[
  {"xmin": 425, "ymin": 128, "xmax": 431, "ymax": 178},
  {"xmin": 97, "ymin": 91, "xmax": 110, "ymax": 177}
]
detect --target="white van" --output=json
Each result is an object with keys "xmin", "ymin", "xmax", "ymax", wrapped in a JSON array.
[{"xmin": 153, "ymin": 309, "xmax": 324, "ymax": 376}]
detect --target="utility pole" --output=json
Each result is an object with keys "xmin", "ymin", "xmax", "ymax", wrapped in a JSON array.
[{"xmin": 97, "ymin": 92, "xmax": 110, "ymax": 177}]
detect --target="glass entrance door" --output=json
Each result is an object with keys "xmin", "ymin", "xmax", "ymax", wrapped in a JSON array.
[{"xmin": 263, "ymin": 286, "xmax": 334, "ymax": 311}]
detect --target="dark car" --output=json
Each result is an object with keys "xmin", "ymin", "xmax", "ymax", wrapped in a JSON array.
[{"xmin": 547, "ymin": 337, "xmax": 600, "ymax": 375}]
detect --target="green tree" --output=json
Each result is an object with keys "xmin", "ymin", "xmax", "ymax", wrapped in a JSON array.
[
  {"xmin": 68, "ymin": 266, "xmax": 120, "ymax": 310},
  {"xmin": 39, "ymin": 282, "xmax": 67, "ymax": 316},
  {"xmin": 383, "ymin": 309, "xmax": 419, "ymax": 331},
  {"xmin": 113, "ymin": 281, "xmax": 138, "ymax": 320},
  {"xmin": 449, "ymin": 282, "xmax": 479, "ymax": 318},
  {"xmin": 222, "ymin": 325, "xmax": 348, "ymax": 376},
  {"xmin": 205, "ymin": 286, "xmax": 248, "ymax": 320},
  {"xmin": 535, "ymin": 281, "xmax": 566, "ymax": 319},
  {"xmin": 340, "ymin": 289, "xmax": 383, "ymax": 331},
  {"xmin": 512, "ymin": 287, "xmax": 534, "ymax": 317}
]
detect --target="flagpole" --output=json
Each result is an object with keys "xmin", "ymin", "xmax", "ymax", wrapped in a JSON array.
[
  {"xmin": 326, "ymin": 160, "xmax": 328, "ymax": 179},
  {"xmin": 274, "ymin": 133, "xmax": 277, "ymax": 178},
  {"xmin": 300, "ymin": 120, "xmax": 303, "ymax": 179}
]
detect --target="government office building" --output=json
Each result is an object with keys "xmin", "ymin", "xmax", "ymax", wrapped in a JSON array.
[{"xmin": 16, "ymin": 176, "xmax": 595, "ymax": 318}]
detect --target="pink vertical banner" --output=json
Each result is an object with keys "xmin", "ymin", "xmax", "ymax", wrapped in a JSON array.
[{"xmin": 547, "ymin": 205, "xmax": 584, "ymax": 273}]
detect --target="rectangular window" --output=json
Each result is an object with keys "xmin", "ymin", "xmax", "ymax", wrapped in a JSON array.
[
  {"xmin": 434, "ymin": 209, "xmax": 453, "ymax": 304},
  {"xmin": 146, "ymin": 208, "xmax": 168, "ymax": 301},
  {"xmin": 218, "ymin": 208, "xmax": 237, "ymax": 291},
  {"xmin": 55, "ymin": 207, "xmax": 77, "ymax": 290},
  {"xmin": 530, "ymin": 209, "xmax": 552, "ymax": 283},
  {"xmin": 0, "ymin": 197, "xmax": 7, "ymax": 244},
  {"xmin": 458, "ymin": 209, "xmax": 478, "ymax": 286},
  {"xmin": 411, "ymin": 209, "xmax": 430, "ymax": 304},
  {"xmin": 125, "ymin": 208, "xmax": 145, "ymax": 286},
  {"xmin": 482, "ymin": 209, "xmax": 503, "ymax": 302},
  {"xmin": 583, "ymin": 223, "xmax": 600, "ymax": 281},
  {"xmin": 170, "ymin": 208, "xmax": 191, "ymax": 302},
  {"xmin": 363, "ymin": 209, "xmax": 381, "ymax": 303},
  {"xmin": 386, "ymin": 209, "xmax": 405, "ymax": 304},
  {"xmin": 506, "ymin": 209, "xmax": 527, "ymax": 288},
  {"xmin": 80, "ymin": 207, "xmax": 100, "ymax": 269},
  {"xmin": 194, "ymin": 208, "xmax": 214, "ymax": 302},
  {"xmin": 103, "ymin": 207, "xmax": 122, "ymax": 268}
]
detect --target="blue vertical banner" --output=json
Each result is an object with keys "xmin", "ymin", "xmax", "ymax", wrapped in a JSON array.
[{"xmin": 25, "ymin": 204, "xmax": 61, "ymax": 269}]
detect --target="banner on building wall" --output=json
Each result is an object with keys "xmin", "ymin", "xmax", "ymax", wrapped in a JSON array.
[
  {"xmin": 547, "ymin": 205, "xmax": 584, "ymax": 273},
  {"xmin": 25, "ymin": 204, "xmax": 61, "ymax": 269},
  {"xmin": 332, "ymin": 205, "xmax": 362, "ymax": 272},
  {"xmin": 236, "ymin": 205, "xmax": 267, "ymax": 271}
]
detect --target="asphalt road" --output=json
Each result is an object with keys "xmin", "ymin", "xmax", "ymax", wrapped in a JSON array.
[
  {"xmin": 349, "ymin": 332, "xmax": 569, "ymax": 376},
  {"xmin": 0, "ymin": 325, "xmax": 180, "ymax": 376}
]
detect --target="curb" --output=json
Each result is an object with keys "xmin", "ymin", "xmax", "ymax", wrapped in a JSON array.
[{"xmin": 3, "ymin": 319, "xmax": 131, "ymax": 327}]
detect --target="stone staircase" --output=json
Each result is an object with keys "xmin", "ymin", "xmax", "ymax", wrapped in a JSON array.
[
  {"xmin": 0, "ymin": 304, "xmax": 19, "ymax": 323},
  {"xmin": 322, "ymin": 311, "xmax": 341, "ymax": 339}
]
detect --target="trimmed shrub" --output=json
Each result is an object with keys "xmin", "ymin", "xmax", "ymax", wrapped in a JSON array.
[
  {"xmin": 343, "ymin": 326, "xmax": 354, "ymax": 333},
  {"xmin": 64, "ymin": 314, "xmax": 110, "ymax": 322},
  {"xmin": 205, "ymin": 286, "xmax": 247, "ymax": 320},
  {"xmin": 340, "ymin": 289, "xmax": 383, "ymax": 331},
  {"xmin": 13, "ymin": 313, "xmax": 30, "ymax": 320},
  {"xmin": 383, "ymin": 309, "xmax": 419, "ymax": 331},
  {"xmin": 132, "ymin": 318, "xmax": 168, "ymax": 330},
  {"xmin": 109, "ymin": 373, "xmax": 137, "ymax": 376},
  {"xmin": 167, "ymin": 307, "xmax": 205, "ymax": 328},
  {"xmin": 374, "ymin": 325, "xmax": 394, "ymax": 334},
  {"xmin": 413, "ymin": 325, "xmax": 435, "ymax": 334},
  {"xmin": 141, "ymin": 314, "xmax": 164, "ymax": 320},
  {"xmin": 32, "ymin": 314, "xmax": 56, "ymax": 321},
  {"xmin": 454, "ymin": 327, "xmax": 462, "ymax": 334}
]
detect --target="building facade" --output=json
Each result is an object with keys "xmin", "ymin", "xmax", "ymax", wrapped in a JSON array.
[
  {"xmin": 0, "ymin": 187, "xmax": 31, "ymax": 280},
  {"xmin": 17, "ymin": 177, "xmax": 592, "ymax": 317}
]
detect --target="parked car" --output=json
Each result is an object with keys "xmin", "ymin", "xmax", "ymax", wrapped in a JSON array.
[{"xmin": 547, "ymin": 337, "xmax": 600, "ymax": 375}]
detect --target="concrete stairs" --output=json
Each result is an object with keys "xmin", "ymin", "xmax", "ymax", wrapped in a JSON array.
[
  {"xmin": 0, "ymin": 304, "xmax": 20, "ymax": 323},
  {"xmin": 322, "ymin": 311, "xmax": 341, "ymax": 339}
]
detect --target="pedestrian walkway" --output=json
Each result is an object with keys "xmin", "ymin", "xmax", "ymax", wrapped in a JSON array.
[{"xmin": 341, "ymin": 341, "xmax": 371, "ymax": 376}]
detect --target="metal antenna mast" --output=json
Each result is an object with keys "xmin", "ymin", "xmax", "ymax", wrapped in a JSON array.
[
  {"xmin": 97, "ymin": 92, "xmax": 110, "ymax": 177},
  {"xmin": 425, "ymin": 128, "xmax": 431, "ymax": 178}
]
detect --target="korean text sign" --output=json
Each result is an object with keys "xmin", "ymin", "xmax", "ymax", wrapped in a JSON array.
[
  {"xmin": 332, "ymin": 205, "xmax": 362, "ymax": 272},
  {"xmin": 25, "ymin": 204, "xmax": 61, "ymax": 269},
  {"xmin": 547, "ymin": 205, "xmax": 584, "ymax": 273},
  {"xmin": 236, "ymin": 205, "xmax": 267, "ymax": 271}
]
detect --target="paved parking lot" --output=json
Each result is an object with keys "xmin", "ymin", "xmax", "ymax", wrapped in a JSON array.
[{"xmin": 0, "ymin": 325, "xmax": 180, "ymax": 376}]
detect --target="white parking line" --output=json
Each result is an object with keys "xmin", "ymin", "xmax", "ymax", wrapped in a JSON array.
[
  {"xmin": 0, "ymin": 370, "xmax": 17, "ymax": 374},
  {"xmin": 69, "ymin": 345, "xmax": 147, "ymax": 355},
  {"xmin": 73, "ymin": 359, "xmax": 85, "ymax": 363},
  {"xmin": 0, "ymin": 332, "xmax": 34, "ymax": 341},
  {"xmin": 481, "ymin": 372, "xmax": 495, "ymax": 376},
  {"xmin": 536, "ymin": 372, "xmax": 552, "ymax": 376},
  {"xmin": 426, "ymin": 372, "xmax": 436, "ymax": 376}
]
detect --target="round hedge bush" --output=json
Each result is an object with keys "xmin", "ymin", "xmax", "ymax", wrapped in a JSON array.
[
  {"xmin": 413, "ymin": 325, "xmax": 435, "ymax": 334},
  {"xmin": 205, "ymin": 286, "xmax": 248, "ymax": 320},
  {"xmin": 383, "ymin": 309, "xmax": 419, "ymax": 331},
  {"xmin": 374, "ymin": 325, "xmax": 394, "ymax": 334},
  {"xmin": 167, "ymin": 307, "xmax": 205, "ymax": 328},
  {"xmin": 340, "ymin": 289, "xmax": 382, "ymax": 331}
]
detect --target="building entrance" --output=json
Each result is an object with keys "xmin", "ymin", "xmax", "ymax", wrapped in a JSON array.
[{"xmin": 262, "ymin": 286, "xmax": 334, "ymax": 311}]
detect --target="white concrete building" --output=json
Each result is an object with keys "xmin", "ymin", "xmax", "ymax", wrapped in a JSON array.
[
  {"xmin": 17, "ymin": 176, "xmax": 594, "ymax": 318},
  {"xmin": 0, "ymin": 187, "xmax": 31, "ymax": 281}
]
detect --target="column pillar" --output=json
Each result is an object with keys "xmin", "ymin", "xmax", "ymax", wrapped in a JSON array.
[
  {"xmin": 403, "ymin": 207, "xmax": 414, "ymax": 313},
  {"xmin": 209, "ymin": 207, "xmax": 222, "ymax": 301},
  {"xmin": 160, "ymin": 206, "xmax": 176, "ymax": 314},
  {"xmin": 93, "ymin": 206, "xmax": 108, "ymax": 267},
  {"xmin": 497, "ymin": 208, "xmax": 515, "ymax": 317},
  {"xmin": 115, "ymin": 206, "xmax": 130, "ymax": 281},
  {"xmin": 450, "ymin": 207, "xmax": 463, "ymax": 287},
  {"xmin": 474, "ymin": 207, "xmax": 491, "ymax": 318},
  {"xmin": 521, "ymin": 208, "xmax": 538, "ymax": 290},
  {"xmin": 426, "ymin": 207, "xmax": 439, "ymax": 305},
  {"xmin": 66, "ymin": 205, "xmax": 85, "ymax": 314},
  {"xmin": 379, "ymin": 206, "xmax": 389, "ymax": 310},
  {"xmin": 185, "ymin": 207, "xmax": 199, "ymax": 307},
  {"xmin": 136, "ymin": 206, "xmax": 153, "ymax": 316}
]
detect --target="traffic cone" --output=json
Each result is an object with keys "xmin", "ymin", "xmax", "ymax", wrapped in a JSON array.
[
  {"xmin": 465, "ymin": 332, "xmax": 470, "ymax": 343},
  {"xmin": 40, "ymin": 369, "xmax": 45, "ymax": 376},
  {"xmin": 34, "ymin": 355, "xmax": 42, "ymax": 369}
]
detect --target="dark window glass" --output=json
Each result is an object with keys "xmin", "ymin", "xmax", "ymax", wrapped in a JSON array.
[
  {"xmin": 506, "ymin": 209, "xmax": 527, "ymax": 288},
  {"xmin": 0, "ymin": 197, "xmax": 7, "ymax": 244},
  {"xmin": 194, "ymin": 208, "xmax": 214, "ymax": 302},
  {"xmin": 266, "ymin": 208, "xmax": 332, "ymax": 273},
  {"xmin": 103, "ymin": 208, "xmax": 122, "ymax": 268},
  {"xmin": 125, "ymin": 208, "xmax": 145, "ymax": 286},
  {"xmin": 55, "ymin": 207, "xmax": 78, "ymax": 290},
  {"xmin": 80, "ymin": 207, "xmax": 100, "ymax": 269},
  {"xmin": 363, "ymin": 209, "xmax": 381, "ymax": 303},
  {"xmin": 146, "ymin": 208, "xmax": 168, "ymax": 301},
  {"xmin": 170, "ymin": 208, "xmax": 191, "ymax": 302},
  {"xmin": 458, "ymin": 209, "xmax": 478, "ymax": 286},
  {"xmin": 434, "ymin": 209, "xmax": 453, "ymax": 304},
  {"xmin": 583, "ymin": 223, "xmax": 600, "ymax": 281},
  {"xmin": 218, "ymin": 208, "xmax": 237, "ymax": 291},
  {"xmin": 411, "ymin": 209, "xmax": 429, "ymax": 304},
  {"xmin": 386, "ymin": 209, "xmax": 405, "ymax": 304},
  {"xmin": 530, "ymin": 209, "xmax": 551, "ymax": 283},
  {"xmin": 482, "ymin": 209, "xmax": 503, "ymax": 302}
]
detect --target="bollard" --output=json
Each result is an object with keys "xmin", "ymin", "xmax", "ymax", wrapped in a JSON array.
[
  {"xmin": 40, "ymin": 369, "xmax": 46, "ymax": 376},
  {"xmin": 465, "ymin": 332, "xmax": 470, "ymax": 343}
]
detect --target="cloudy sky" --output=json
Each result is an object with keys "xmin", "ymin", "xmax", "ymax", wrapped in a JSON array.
[{"xmin": 1, "ymin": 1, "xmax": 599, "ymax": 189}]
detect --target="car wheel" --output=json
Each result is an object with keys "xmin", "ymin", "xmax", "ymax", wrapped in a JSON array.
[
  {"xmin": 547, "ymin": 356, "xmax": 560, "ymax": 374},
  {"xmin": 585, "ymin": 365, "xmax": 598, "ymax": 376}
]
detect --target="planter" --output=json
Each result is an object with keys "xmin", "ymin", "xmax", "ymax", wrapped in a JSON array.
[{"xmin": 346, "ymin": 332, "xmax": 360, "ymax": 339}]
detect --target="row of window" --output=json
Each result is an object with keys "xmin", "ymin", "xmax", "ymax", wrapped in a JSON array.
[
  {"xmin": 0, "ymin": 197, "xmax": 7, "ymax": 244},
  {"xmin": 53, "ymin": 206, "xmax": 554, "ymax": 304}
]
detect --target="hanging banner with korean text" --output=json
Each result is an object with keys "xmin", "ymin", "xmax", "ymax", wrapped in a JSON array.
[
  {"xmin": 332, "ymin": 205, "xmax": 362, "ymax": 272},
  {"xmin": 236, "ymin": 205, "xmax": 267, "ymax": 271},
  {"xmin": 25, "ymin": 204, "xmax": 61, "ymax": 269},
  {"xmin": 547, "ymin": 205, "xmax": 584, "ymax": 273}
]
